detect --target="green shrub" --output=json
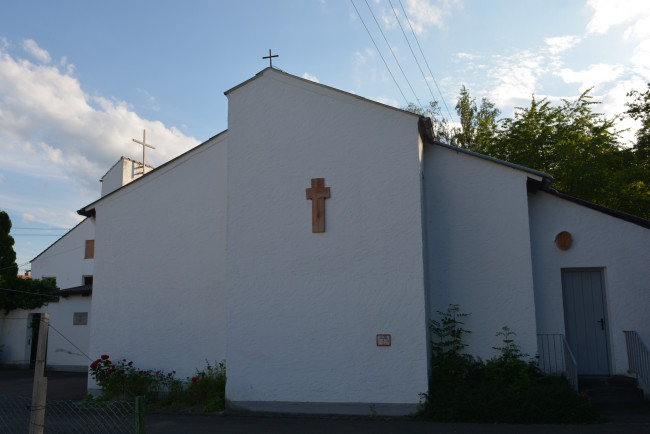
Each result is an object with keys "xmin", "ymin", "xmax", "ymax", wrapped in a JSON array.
[
  {"xmin": 184, "ymin": 360, "xmax": 227, "ymax": 412},
  {"xmin": 89, "ymin": 356, "xmax": 226, "ymax": 412},
  {"xmin": 415, "ymin": 305, "xmax": 602, "ymax": 424}
]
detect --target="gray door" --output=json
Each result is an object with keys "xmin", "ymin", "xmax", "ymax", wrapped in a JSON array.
[{"xmin": 562, "ymin": 269, "xmax": 610, "ymax": 375}]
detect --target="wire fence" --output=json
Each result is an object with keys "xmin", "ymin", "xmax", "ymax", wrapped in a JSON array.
[{"xmin": 0, "ymin": 394, "xmax": 138, "ymax": 434}]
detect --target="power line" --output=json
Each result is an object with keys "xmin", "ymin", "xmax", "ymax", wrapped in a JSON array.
[
  {"xmin": 48, "ymin": 321, "xmax": 92, "ymax": 361},
  {"xmin": 12, "ymin": 234, "xmax": 66, "ymax": 237},
  {"xmin": 389, "ymin": 0, "xmax": 438, "ymax": 107},
  {"xmin": 363, "ymin": 0, "xmax": 423, "ymax": 110},
  {"xmin": 398, "ymin": 0, "xmax": 456, "ymax": 124},
  {"xmin": 0, "ymin": 287, "xmax": 59, "ymax": 298},
  {"xmin": 12, "ymin": 227, "xmax": 70, "ymax": 230},
  {"xmin": 350, "ymin": 0, "xmax": 409, "ymax": 106},
  {"xmin": 0, "ymin": 262, "xmax": 31, "ymax": 272}
]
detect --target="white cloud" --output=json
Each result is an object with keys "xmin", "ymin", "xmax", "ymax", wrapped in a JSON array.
[
  {"xmin": 403, "ymin": 0, "xmax": 458, "ymax": 34},
  {"xmin": 545, "ymin": 35, "xmax": 581, "ymax": 54},
  {"xmin": 0, "ymin": 41, "xmax": 199, "ymax": 229},
  {"xmin": 557, "ymin": 63, "xmax": 625, "ymax": 92},
  {"xmin": 22, "ymin": 213, "xmax": 35, "ymax": 222},
  {"xmin": 302, "ymin": 72, "xmax": 320, "ymax": 83},
  {"xmin": 631, "ymin": 39, "xmax": 650, "ymax": 79},
  {"xmin": 22, "ymin": 39, "xmax": 51, "ymax": 63},
  {"xmin": 486, "ymin": 51, "xmax": 546, "ymax": 108},
  {"xmin": 455, "ymin": 52, "xmax": 481, "ymax": 61},
  {"xmin": 38, "ymin": 207, "xmax": 56, "ymax": 217},
  {"xmin": 375, "ymin": 96, "xmax": 399, "ymax": 107},
  {"xmin": 586, "ymin": 0, "xmax": 650, "ymax": 34},
  {"xmin": 624, "ymin": 15, "xmax": 650, "ymax": 39}
]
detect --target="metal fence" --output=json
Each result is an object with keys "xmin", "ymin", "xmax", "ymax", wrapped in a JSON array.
[
  {"xmin": 0, "ymin": 394, "xmax": 137, "ymax": 434},
  {"xmin": 537, "ymin": 333, "xmax": 578, "ymax": 390}
]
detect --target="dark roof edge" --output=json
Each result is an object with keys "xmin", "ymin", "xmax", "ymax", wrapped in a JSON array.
[
  {"xmin": 78, "ymin": 130, "xmax": 228, "ymax": 216},
  {"xmin": 30, "ymin": 218, "xmax": 89, "ymax": 263},
  {"xmin": 58, "ymin": 285, "xmax": 92, "ymax": 297},
  {"xmin": 540, "ymin": 186, "xmax": 650, "ymax": 230},
  {"xmin": 417, "ymin": 118, "xmax": 553, "ymax": 181},
  {"xmin": 224, "ymin": 67, "xmax": 420, "ymax": 119}
]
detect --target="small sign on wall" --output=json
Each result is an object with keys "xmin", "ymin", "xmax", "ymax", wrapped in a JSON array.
[
  {"xmin": 73, "ymin": 312, "xmax": 88, "ymax": 326},
  {"xmin": 376, "ymin": 334, "xmax": 391, "ymax": 346}
]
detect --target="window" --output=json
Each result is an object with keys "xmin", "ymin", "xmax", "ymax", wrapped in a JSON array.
[
  {"xmin": 85, "ymin": 240, "xmax": 95, "ymax": 259},
  {"xmin": 83, "ymin": 275, "xmax": 93, "ymax": 286},
  {"xmin": 73, "ymin": 312, "xmax": 88, "ymax": 326}
]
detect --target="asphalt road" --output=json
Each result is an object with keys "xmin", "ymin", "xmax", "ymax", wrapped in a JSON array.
[{"xmin": 2, "ymin": 368, "xmax": 650, "ymax": 434}]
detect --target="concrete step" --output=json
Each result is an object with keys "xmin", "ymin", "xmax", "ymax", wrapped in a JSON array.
[{"xmin": 579, "ymin": 375, "xmax": 650, "ymax": 423}]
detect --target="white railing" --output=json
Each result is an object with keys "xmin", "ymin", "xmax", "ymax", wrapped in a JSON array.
[
  {"xmin": 537, "ymin": 334, "xmax": 578, "ymax": 390},
  {"xmin": 624, "ymin": 330, "xmax": 650, "ymax": 390}
]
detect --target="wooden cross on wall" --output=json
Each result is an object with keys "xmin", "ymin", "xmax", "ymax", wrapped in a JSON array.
[{"xmin": 306, "ymin": 178, "xmax": 330, "ymax": 233}]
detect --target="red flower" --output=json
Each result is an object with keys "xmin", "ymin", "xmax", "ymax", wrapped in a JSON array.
[
  {"xmin": 105, "ymin": 361, "xmax": 112, "ymax": 365},
  {"xmin": 101, "ymin": 354, "xmax": 109, "ymax": 360},
  {"xmin": 120, "ymin": 370, "xmax": 125, "ymax": 374},
  {"xmin": 172, "ymin": 371, "xmax": 176, "ymax": 374},
  {"xmin": 90, "ymin": 361, "xmax": 99, "ymax": 369},
  {"xmin": 191, "ymin": 377, "xmax": 198, "ymax": 383},
  {"xmin": 122, "ymin": 359, "xmax": 127, "ymax": 362},
  {"xmin": 128, "ymin": 361, "xmax": 133, "ymax": 366},
  {"xmin": 139, "ymin": 371, "xmax": 144, "ymax": 375},
  {"xmin": 168, "ymin": 373, "xmax": 172, "ymax": 377}
]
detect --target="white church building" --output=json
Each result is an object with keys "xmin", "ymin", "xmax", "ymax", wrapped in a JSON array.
[{"xmin": 11, "ymin": 67, "xmax": 649, "ymax": 415}]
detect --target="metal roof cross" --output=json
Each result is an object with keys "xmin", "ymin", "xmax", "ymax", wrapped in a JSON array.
[
  {"xmin": 132, "ymin": 129, "xmax": 155, "ymax": 175},
  {"xmin": 263, "ymin": 49, "xmax": 279, "ymax": 68}
]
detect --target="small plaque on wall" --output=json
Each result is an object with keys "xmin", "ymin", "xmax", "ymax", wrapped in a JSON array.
[
  {"xmin": 73, "ymin": 312, "xmax": 88, "ymax": 326},
  {"xmin": 376, "ymin": 334, "xmax": 391, "ymax": 346}
]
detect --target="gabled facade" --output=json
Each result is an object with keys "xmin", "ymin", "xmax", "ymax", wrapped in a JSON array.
[{"xmin": 70, "ymin": 68, "xmax": 650, "ymax": 413}]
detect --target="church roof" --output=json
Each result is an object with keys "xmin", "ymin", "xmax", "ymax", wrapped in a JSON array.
[{"xmin": 225, "ymin": 67, "xmax": 421, "ymax": 119}]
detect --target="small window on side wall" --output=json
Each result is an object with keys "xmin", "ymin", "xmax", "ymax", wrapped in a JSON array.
[
  {"xmin": 85, "ymin": 240, "xmax": 95, "ymax": 259},
  {"xmin": 83, "ymin": 275, "xmax": 93, "ymax": 286}
]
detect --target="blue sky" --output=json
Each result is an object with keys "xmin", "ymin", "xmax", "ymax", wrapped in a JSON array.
[{"xmin": 1, "ymin": 0, "xmax": 649, "ymax": 273}]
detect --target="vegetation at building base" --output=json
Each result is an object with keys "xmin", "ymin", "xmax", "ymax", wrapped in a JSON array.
[
  {"xmin": 406, "ymin": 82, "xmax": 650, "ymax": 220},
  {"xmin": 414, "ymin": 305, "xmax": 603, "ymax": 424},
  {"xmin": 88, "ymin": 355, "xmax": 226, "ymax": 413},
  {"xmin": 0, "ymin": 210, "xmax": 59, "ymax": 313}
]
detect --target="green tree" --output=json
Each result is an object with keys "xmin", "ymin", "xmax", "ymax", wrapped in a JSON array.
[
  {"xmin": 0, "ymin": 211, "xmax": 18, "ymax": 289},
  {"xmin": 407, "ymin": 87, "xmax": 650, "ymax": 219},
  {"xmin": 404, "ymin": 100, "xmax": 454, "ymax": 144},
  {"xmin": 492, "ymin": 90, "xmax": 650, "ymax": 217},
  {"xmin": 0, "ymin": 211, "xmax": 59, "ymax": 313}
]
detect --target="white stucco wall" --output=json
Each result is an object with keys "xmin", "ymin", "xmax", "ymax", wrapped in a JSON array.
[
  {"xmin": 31, "ymin": 218, "xmax": 95, "ymax": 289},
  {"xmin": 0, "ymin": 295, "xmax": 91, "ymax": 370},
  {"xmin": 528, "ymin": 191, "xmax": 650, "ymax": 376},
  {"xmin": 88, "ymin": 133, "xmax": 228, "ymax": 384},
  {"xmin": 422, "ymin": 144, "xmax": 539, "ymax": 359},
  {"xmin": 224, "ymin": 69, "xmax": 428, "ymax": 412}
]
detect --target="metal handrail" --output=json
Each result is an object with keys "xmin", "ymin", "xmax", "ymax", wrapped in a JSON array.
[
  {"xmin": 537, "ymin": 334, "xmax": 578, "ymax": 390},
  {"xmin": 624, "ymin": 330, "xmax": 650, "ymax": 389}
]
